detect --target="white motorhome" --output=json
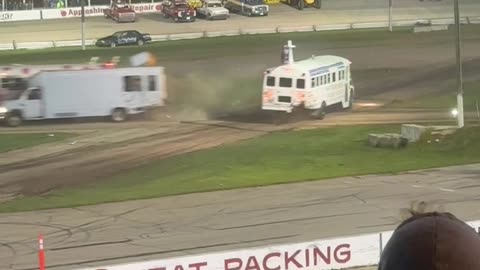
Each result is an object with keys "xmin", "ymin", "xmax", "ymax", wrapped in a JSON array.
[
  {"xmin": 261, "ymin": 40, "xmax": 354, "ymax": 119},
  {"xmin": 0, "ymin": 63, "xmax": 113, "ymax": 101},
  {"xmin": 0, "ymin": 66, "xmax": 167, "ymax": 127}
]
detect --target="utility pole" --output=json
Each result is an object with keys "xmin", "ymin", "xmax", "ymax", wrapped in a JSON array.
[
  {"xmin": 454, "ymin": 0, "xmax": 464, "ymax": 128},
  {"xmin": 388, "ymin": 0, "xmax": 393, "ymax": 32},
  {"xmin": 81, "ymin": 0, "xmax": 86, "ymax": 51}
]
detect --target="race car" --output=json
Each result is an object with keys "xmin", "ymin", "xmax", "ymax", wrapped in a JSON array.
[{"xmin": 95, "ymin": 30, "xmax": 152, "ymax": 48}]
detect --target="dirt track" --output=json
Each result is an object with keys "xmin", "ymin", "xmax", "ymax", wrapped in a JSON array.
[
  {"xmin": 2, "ymin": 28, "xmax": 480, "ymax": 200},
  {"xmin": 0, "ymin": 5, "xmax": 480, "ymax": 270}
]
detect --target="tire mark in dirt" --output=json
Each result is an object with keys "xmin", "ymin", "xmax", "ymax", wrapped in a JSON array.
[
  {"xmin": 0, "ymin": 123, "xmax": 274, "ymax": 199},
  {"xmin": 0, "ymin": 124, "xmax": 213, "ymax": 171}
]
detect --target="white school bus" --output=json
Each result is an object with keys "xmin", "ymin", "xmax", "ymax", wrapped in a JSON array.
[{"xmin": 262, "ymin": 40, "xmax": 355, "ymax": 119}]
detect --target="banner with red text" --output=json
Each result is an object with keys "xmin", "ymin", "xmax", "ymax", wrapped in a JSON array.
[
  {"xmin": 74, "ymin": 233, "xmax": 380, "ymax": 270},
  {"xmin": 40, "ymin": 3, "xmax": 161, "ymax": 19}
]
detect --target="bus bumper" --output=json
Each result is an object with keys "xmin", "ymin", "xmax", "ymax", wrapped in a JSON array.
[{"xmin": 262, "ymin": 104, "xmax": 293, "ymax": 113}]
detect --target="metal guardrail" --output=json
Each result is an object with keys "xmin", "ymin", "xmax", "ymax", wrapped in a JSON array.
[{"xmin": 0, "ymin": 16, "xmax": 479, "ymax": 51}]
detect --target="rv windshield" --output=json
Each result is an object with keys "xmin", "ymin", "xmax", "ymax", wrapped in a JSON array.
[
  {"xmin": 1, "ymin": 77, "xmax": 27, "ymax": 91},
  {"xmin": 0, "ymin": 88, "xmax": 24, "ymax": 101}
]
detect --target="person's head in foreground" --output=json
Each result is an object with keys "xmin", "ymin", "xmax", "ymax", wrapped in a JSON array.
[{"xmin": 378, "ymin": 202, "xmax": 480, "ymax": 270}]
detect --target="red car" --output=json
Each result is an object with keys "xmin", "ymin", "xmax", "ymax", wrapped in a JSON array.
[
  {"xmin": 161, "ymin": 0, "xmax": 196, "ymax": 22},
  {"xmin": 103, "ymin": 0, "xmax": 136, "ymax": 23}
]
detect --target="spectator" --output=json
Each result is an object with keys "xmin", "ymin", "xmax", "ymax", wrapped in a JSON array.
[{"xmin": 378, "ymin": 202, "xmax": 480, "ymax": 270}]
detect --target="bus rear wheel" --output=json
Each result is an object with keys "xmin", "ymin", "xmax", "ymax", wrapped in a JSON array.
[{"xmin": 311, "ymin": 102, "xmax": 326, "ymax": 120}]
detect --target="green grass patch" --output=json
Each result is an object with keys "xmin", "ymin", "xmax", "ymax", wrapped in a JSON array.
[
  {"xmin": 2, "ymin": 124, "xmax": 480, "ymax": 213},
  {"xmin": 1, "ymin": 26, "xmax": 479, "ymax": 66},
  {"xmin": 0, "ymin": 132, "xmax": 75, "ymax": 153},
  {"xmin": 391, "ymin": 80, "xmax": 480, "ymax": 111}
]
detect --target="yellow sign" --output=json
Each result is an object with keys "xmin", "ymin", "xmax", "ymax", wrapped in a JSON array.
[
  {"xmin": 264, "ymin": 0, "xmax": 281, "ymax": 4},
  {"xmin": 187, "ymin": 0, "xmax": 202, "ymax": 8}
]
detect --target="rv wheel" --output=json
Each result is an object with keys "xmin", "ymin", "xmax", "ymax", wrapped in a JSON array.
[
  {"xmin": 5, "ymin": 113, "xmax": 22, "ymax": 127},
  {"xmin": 110, "ymin": 42, "xmax": 116, "ymax": 48},
  {"xmin": 111, "ymin": 108, "xmax": 127, "ymax": 122}
]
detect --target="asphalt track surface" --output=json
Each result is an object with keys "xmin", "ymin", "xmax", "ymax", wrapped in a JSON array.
[
  {"xmin": 1, "ymin": 0, "xmax": 480, "ymax": 42},
  {"xmin": 1, "ymin": 164, "xmax": 479, "ymax": 270}
]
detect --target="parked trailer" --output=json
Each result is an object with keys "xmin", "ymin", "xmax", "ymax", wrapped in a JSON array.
[
  {"xmin": 0, "ymin": 66, "xmax": 167, "ymax": 127},
  {"xmin": 261, "ymin": 40, "xmax": 354, "ymax": 120}
]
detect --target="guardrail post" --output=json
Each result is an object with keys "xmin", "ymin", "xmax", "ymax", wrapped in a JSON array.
[
  {"xmin": 52, "ymin": 41, "xmax": 56, "ymax": 48},
  {"xmin": 379, "ymin": 232, "xmax": 383, "ymax": 257},
  {"xmin": 12, "ymin": 40, "xmax": 17, "ymax": 50}
]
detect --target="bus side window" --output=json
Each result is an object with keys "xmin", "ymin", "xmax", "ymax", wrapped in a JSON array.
[
  {"xmin": 327, "ymin": 74, "xmax": 331, "ymax": 84},
  {"xmin": 316, "ymin": 77, "xmax": 319, "ymax": 86},
  {"xmin": 266, "ymin": 76, "xmax": 275, "ymax": 86},
  {"xmin": 332, "ymin": 72, "xmax": 336, "ymax": 82},
  {"xmin": 311, "ymin": 78, "xmax": 315, "ymax": 88}
]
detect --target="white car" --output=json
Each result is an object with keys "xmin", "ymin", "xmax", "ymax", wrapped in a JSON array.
[{"xmin": 196, "ymin": 0, "xmax": 229, "ymax": 20}]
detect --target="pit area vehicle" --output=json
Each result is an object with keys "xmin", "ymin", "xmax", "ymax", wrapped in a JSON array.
[
  {"xmin": 283, "ymin": 0, "xmax": 321, "ymax": 10},
  {"xmin": 261, "ymin": 40, "xmax": 354, "ymax": 120},
  {"xmin": 161, "ymin": 0, "xmax": 197, "ymax": 22},
  {"xmin": 223, "ymin": 0, "xmax": 268, "ymax": 16},
  {"xmin": 95, "ymin": 30, "xmax": 152, "ymax": 48},
  {"xmin": 1, "ymin": 66, "xmax": 167, "ymax": 127},
  {"xmin": 195, "ymin": 0, "xmax": 229, "ymax": 20},
  {"xmin": 103, "ymin": 0, "xmax": 136, "ymax": 22}
]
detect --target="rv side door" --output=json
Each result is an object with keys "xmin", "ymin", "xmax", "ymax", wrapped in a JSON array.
[
  {"xmin": 23, "ymin": 87, "xmax": 43, "ymax": 119},
  {"xmin": 123, "ymin": 76, "xmax": 142, "ymax": 111}
]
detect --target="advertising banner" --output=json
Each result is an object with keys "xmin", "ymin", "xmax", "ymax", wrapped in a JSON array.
[
  {"xmin": 75, "ymin": 233, "xmax": 380, "ymax": 270},
  {"xmin": 0, "ymin": 10, "xmax": 41, "ymax": 22}
]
